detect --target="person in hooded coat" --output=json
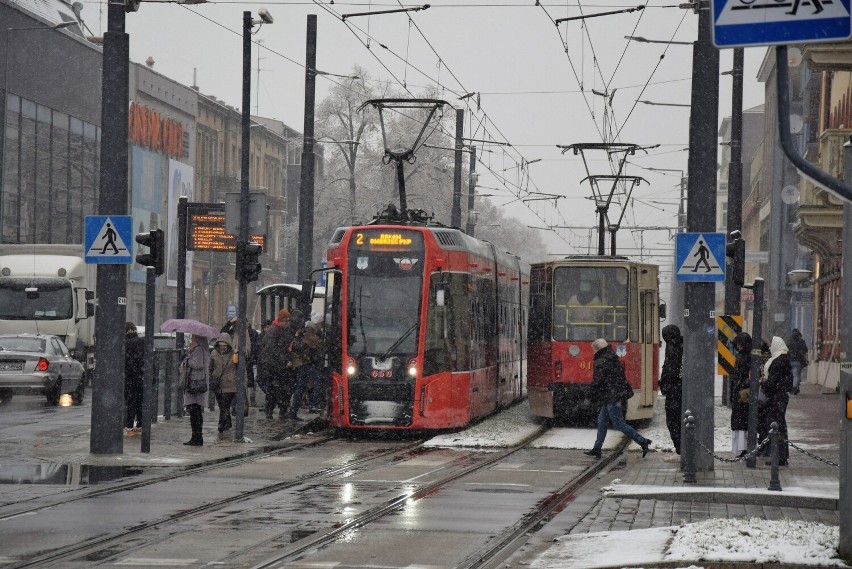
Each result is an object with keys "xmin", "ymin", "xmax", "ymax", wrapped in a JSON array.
[
  {"xmin": 183, "ymin": 334, "xmax": 210, "ymax": 446},
  {"xmin": 584, "ymin": 338, "xmax": 652, "ymax": 459},
  {"xmin": 761, "ymin": 336, "xmax": 792, "ymax": 465},
  {"xmin": 787, "ymin": 328, "xmax": 808, "ymax": 395},
  {"xmin": 730, "ymin": 332, "xmax": 752, "ymax": 456},
  {"xmin": 209, "ymin": 333, "xmax": 237, "ymax": 434},
  {"xmin": 659, "ymin": 324, "xmax": 683, "ymax": 454}
]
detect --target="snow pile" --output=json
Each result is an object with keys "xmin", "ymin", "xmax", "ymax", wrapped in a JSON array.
[
  {"xmin": 666, "ymin": 518, "xmax": 845, "ymax": 567},
  {"xmin": 529, "ymin": 519, "xmax": 846, "ymax": 569},
  {"xmin": 423, "ymin": 401, "xmax": 541, "ymax": 449}
]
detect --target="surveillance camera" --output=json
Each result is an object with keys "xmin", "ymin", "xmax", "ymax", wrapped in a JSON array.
[
  {"xmin": 258, "ymin": 8, "xmax": 273, "ymax": 24},
  {"xmin": 729, "ymin": 229, "xmax": 742, "ymax": 240}
]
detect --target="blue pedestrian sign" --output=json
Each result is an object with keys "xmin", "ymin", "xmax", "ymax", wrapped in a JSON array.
[
  {"xmin": 712, "ymin": 0, "xmax": 851, "ymax": 48},
  {"xmin": 84, "ymin": 215, "xmax": 133, "ymax": 264},
  {"xmin": 675, "ymin": 233, "xmax": 727, "ymax": 282}
]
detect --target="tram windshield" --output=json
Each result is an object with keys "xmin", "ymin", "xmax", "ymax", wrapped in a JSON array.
[
  {"xmin": 346, "ymin": 230, "xmax": 424, "ymax": 356},
  {"xmin": 552, "ymin": 266, "xmax": 628, "ymax": 342}
]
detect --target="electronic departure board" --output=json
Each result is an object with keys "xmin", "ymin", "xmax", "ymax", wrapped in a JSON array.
[
  {"xmin": 187, "ymin": 206, "xmax": 264, "ymax": 252},
  {"xmin": 353, "ymin": 230, "xmax": 423, "ymax": 251}
]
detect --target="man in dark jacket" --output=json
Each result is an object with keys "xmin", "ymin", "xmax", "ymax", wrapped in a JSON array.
[
  {"xmin": 660, "ymin": 324, "xmax": 683, "ymax": 454},
  {"xmin": 584, "ymin": 338, "xmax": 652, "ymax": 459},
  {"xmin": 123, "ymin": 322, "xmax": 146, "ymax": 435},
  {"xmin": 258, "ymin": 309, "xmax": 296, "ymax": 419},
  {"xmin": 787, "ymin": 328, "xmax": 808, "ymax": 395}
]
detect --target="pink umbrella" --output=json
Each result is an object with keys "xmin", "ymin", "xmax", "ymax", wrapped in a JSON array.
[{"xmin": 160, "ymin": 318, "xmax": 218, "ymax": 339}]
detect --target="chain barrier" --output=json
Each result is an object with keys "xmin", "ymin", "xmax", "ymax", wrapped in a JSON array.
[
  {"xmin": 685, "ymin": 428, "xmax": 770, "ymax": 463},
  {"xmin": 684, "ymin": 422, "xmax": 839, "ymax": 468},
  {"xmin": 786, "ymin": 439, "xmax": 839, "ymax": 468}
]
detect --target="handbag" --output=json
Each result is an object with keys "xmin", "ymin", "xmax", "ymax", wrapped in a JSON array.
[{"xmin": 181, "ymin": 349, "xmax": 208, "ymax": 394}]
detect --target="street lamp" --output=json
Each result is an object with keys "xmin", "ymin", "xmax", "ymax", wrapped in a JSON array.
[
  {"xmin": 1, "ymin": 21, "xmax": 76, "ymax": 239},
  {"xmin": 625, "ymin": 35, "xmax": 693, "ymax": 45}
]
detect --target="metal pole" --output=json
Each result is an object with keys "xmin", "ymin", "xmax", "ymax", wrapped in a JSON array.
[
  {"xmin": 90, "ymin": 1, "xmax": 129, "ymax": 454},
  {"xmin": 767, "ymin": 421, "xmax": 782, "ymax": 491},
  {"xmin": 176, "ymin": 198, "xmax": 187, "ymax": 356},
  {"xmin": 234, "ymin": 10, "xmax": 252, "ymax": 441},
  {"xmin": 141, "ymin": 266, "xmax": 155, "ymax": 452},
  {"xmin": 682, "ymin": 1, "xmax": 719, "ymax": 473},
  {"xmin": 724, "ymin": 48, "xmax": 744, "ymax": 317},
  {"xmin": 838, "ymin": 141, "xmax": 852, "ymax": 560},
  {"xmin": 682, "ymin": 410, "xmax": 696, "ymax": 483},
  {"xmin": 451, "ymin": 108, "xmax": 464, "ymax": 228},
  {"xmin": 297, "ymin": 14, "xmax": 317, "ymax": 282},
  {"xmin": 465, "ymin": 146, "xmax": 477, "ymax": 236},
  {"xmin": 597, "ymin": 206, "xmax": 606, "ymax": 255},
  {"xmin": 746, "ymin": 278, "xmax": 764, "ymax": 468}
]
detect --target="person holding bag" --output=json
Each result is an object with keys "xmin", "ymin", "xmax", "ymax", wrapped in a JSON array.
[
  {"xmin": 182, "ymin": 334, "xmax": 210, "ymax": 446},
  {"xmin": 584, "ymin": 338, "xmax": 652, "ymax": 459},
  {"xmin": 209, "ymin": 333, "xmax": 237, "ymax": 434}
]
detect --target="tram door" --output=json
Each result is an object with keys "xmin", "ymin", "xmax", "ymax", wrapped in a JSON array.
[{"xmin": 639, "ymin": 289, "xmax": 657, "ymax": 407}]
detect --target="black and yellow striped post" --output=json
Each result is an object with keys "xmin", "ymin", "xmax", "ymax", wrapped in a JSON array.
[{"xmin": 717, "ymin": 315, "xmax": 743, "ymax": 405}]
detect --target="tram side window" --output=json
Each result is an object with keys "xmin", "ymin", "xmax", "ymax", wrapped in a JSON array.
[{"xmin": 424, "ymin": 273, "xmax": 470, "ymax": 375}]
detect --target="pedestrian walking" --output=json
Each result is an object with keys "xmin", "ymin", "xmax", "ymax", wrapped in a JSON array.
[
  {"xmin": 123, "ymin": 322, "xmax": 145, "ymax": 436},
  {"xmin": 730, "ymin": 332, "xmax": 752, "ymax": 457},
  {"xmin": 761, "ymin": 336, "xmax": 792, "ymax": 465},
  {"xmin": 584, "ymin": 338, "xmax": 652, "ymax": 459},
  {"xmin": 258, "ymin": 309, "xmax": 297, "ymax": 419},
  {"xmin": 209, "ymin": 333, "xmax": 237, "ymax": 434},
  {"xmin": 182, "ymin": 334, "xmax": 210, "ymax": 446},
  {"xmin": 787, "ymin": 328, "xmax": 808, "ymax": 395},
  {"xmin": 659, "ymin": 324, "xmax": 683, "ymax": 454}
]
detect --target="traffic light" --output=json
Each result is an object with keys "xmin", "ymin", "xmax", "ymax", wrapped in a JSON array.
[
  {"xmin": 726, "ymin": 230, "xmax": 745, "ymax": 287},
  {"xmin": 236, "ymin": 240, "xmax": 262, "ymax": 283},
  {"xmin": 135, "ymin": 229, "xmax": 164, "ymax": 276}
]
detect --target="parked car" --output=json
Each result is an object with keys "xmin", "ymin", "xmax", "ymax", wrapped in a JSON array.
[{"xmin": 0, "ymin": 334, "xmax": 86, "ymax": 405}]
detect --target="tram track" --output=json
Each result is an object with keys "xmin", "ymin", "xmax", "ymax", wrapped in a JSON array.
[
  {"xmin": 246, "ymin": 429, "xmax": 628, "ymax": 569},
  {"xmin": 7, "ymin": 435, "xmax": 426, "ymax": 569},
  {"xmin": 0, "ymin": 432, "xmax": 337, "ymax": 523}
]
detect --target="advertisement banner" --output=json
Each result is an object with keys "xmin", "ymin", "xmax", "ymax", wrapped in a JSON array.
[
  {"xmin": 167, "ymin": 160, "xmax": 194, "ymax": 288},
  {"xmin": 130, "ymin": 146, "xmax": 163, "ymax": 284}
]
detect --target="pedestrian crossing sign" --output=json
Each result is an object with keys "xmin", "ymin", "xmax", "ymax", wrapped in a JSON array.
[
  {"xmin": 675, "ymin": 232, "xmax": 727, "ymax": 282},
  {"xmin": 84, "ymin": 215, "xmax": 133, "ymax": 264},
  {"xmin": 712, "ymin": 0, "xmax": 851, "ymax": 48}
]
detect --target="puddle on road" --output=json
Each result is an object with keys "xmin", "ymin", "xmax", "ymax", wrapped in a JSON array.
[{"xmin": 0, "ymin": 463, "xmax": 144, "ymax": 485}]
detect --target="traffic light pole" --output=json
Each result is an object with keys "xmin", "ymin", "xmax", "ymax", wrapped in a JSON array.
[
  {"xmin": 141, "ymin": 266, "xmax": 155, "ymax": 452},
  {"xmin": 234, "ymin": 10, "xmax": 252, "ymax": 442},
  {"xmin": 745, "ymin": 277, "xmax": 764, "ymax": 469}
]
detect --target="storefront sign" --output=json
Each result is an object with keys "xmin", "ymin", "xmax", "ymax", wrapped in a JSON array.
[{"xmin": 128, "ymin": 101, "xmax": 185, "ymax": 159}]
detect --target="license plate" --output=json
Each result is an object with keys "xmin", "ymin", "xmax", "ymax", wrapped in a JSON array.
[{"xmin": 0, "ymin": 362, "xmax": 23, "ymax": 371}]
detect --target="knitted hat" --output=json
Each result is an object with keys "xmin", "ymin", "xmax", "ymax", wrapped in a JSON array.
[{"xmin": 591, "ymin": 338, "xmax": 609, "ymax": 352}]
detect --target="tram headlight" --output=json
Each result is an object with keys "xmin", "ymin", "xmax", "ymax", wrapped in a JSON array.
[
  {"xmin": 346, "ymin": 357, "xmax": 357, "ymax": 376},
  {"xmin": 408, "ymin": 358, "xmax": 417, "ymax": 377}
]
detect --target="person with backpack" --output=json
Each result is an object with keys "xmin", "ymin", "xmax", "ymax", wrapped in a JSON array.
[{"xmin": 584, "ymin": 338, "xmax": 652, "ymax": 459}]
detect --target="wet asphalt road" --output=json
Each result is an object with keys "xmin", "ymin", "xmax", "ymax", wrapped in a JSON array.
[{"xmin": 0, "ymin": 396, "xmax": 603, "ymax": 569}]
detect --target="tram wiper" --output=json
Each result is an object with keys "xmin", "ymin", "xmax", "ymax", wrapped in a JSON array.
[{"xmin": 379, "ymin": 322, "xmax": 417, "ymax": 361}]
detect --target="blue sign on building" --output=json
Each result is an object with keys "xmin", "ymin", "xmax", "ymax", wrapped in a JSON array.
[{"xmin": 712, "ymin": 0, "xmax": 851, "ymax": 48}]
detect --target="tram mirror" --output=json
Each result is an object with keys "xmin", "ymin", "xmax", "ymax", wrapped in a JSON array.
[{"xmin": 659, "ymin": 302, "xmax": 667, "ymax": 321}]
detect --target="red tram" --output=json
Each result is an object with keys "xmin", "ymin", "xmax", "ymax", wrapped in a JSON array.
[
  {"xmin": 527, "ymin": 256, "xmax": 661, "ymax": 423},
  {"xmin": 322, "ymin": 216, "xmax": 529, "ymax": 430}
]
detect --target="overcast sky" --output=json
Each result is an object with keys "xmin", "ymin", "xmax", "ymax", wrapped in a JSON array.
[{"xmin": 85, "ymin": 0, "xmax": 771, "ymax": 296}]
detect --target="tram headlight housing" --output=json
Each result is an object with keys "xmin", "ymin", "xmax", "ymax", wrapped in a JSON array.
[
  {"xmin": 346, "ymin": 357, "xmax": 357, "ymax": 376},
  {"xmin": 408, "ymin": 358, "xmax": 417, "ymax": 377}
]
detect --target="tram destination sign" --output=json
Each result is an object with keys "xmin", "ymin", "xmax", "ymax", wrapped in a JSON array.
[{"xmin": 187, "ymin": 204, "xmax": 265, "ymax": 252}]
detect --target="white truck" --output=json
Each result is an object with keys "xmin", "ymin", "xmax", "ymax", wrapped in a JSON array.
[{"xmin": 0, "ymin": 245, "xmax": 95, "ymax": 399}]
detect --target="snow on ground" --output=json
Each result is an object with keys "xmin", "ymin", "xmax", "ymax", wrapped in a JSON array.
[{"xmin": 528, "ymin": 519, "xmax": 846, "ymax": 568}]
